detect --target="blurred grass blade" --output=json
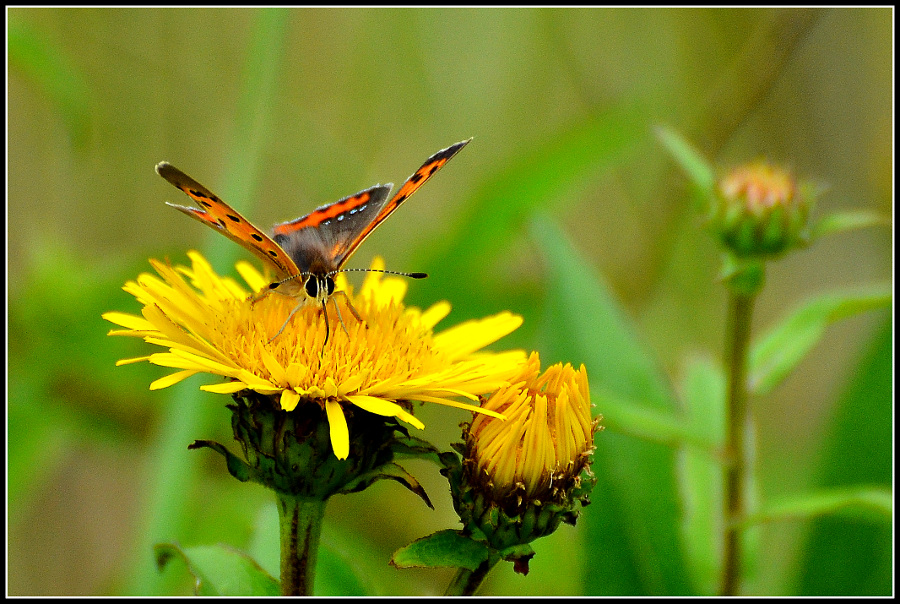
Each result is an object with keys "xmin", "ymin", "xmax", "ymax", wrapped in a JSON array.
[
  {"xmin": 741, "ymin": 487, "xmax": 892, "ymax": 527},
  {"xmin": 594, "ymin": 390, "xmax": 713, "ymax": 450},
  {"xmin": 530, "ymin": 213, "xmax": 677, "ymax": 408},
  {"xmin": 530, "ymin": 213, "xmax": 692, "ymax": 594},
  {"xmin": 155, "ymin": 543, "xmax": 280, "ymax": 596},
  {"xmin": 655, "ymin": 125, "xmax": 715, "ymax": 195},
  {"xmin": 414, "ymin": 104, "xmax": 644, "ymax": 312},
  {"xmin": 676, "ymin": 357, "xmax": 726, "ymax": 594},
  {"xmin": 811, "ymin": 209, "xmax": 891, "ymax": 241},
  {"xmin": 794, "ymin": 318, "xmax": 892, "ymax": 595},
  {"xmin": 748, "ymin": 284, "xmax": 892, "ymax": 395},
  {"xmin": 126, "ymin": 9, "xmax": 290, "ymax": 595},
  {"xmin": 8, "ymin": 17, "xmax": 91, "ymax": 147}
]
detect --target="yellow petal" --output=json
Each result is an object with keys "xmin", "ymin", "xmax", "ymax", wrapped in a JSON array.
[
  {"xmin": 115, "ymin": 355, "xmax": 153, "ymax": 366},
  {"xmin": 150, "ymin": 369, "xmax": 198, "ymax": 390},
  {"xmin": 420, "ymin": 301, "xmax": 451, "ymax": 329},
  {"xmin": 202, "ymin": 381, "xmax": 249, "ymax": 394},
  {"xmin": 433, "ymin": 312, "xmax": 523, "ymax": 358},
  {"xmin": 281, "ymin": 389, "xmax": 301, "ymax": 412},
  {"xmin": 102, "ymin": 311, "xmax": 156, "ymax": 331},
  {"xmin": 325, "ymin": 400, "xmax": 350, "ymax": 460},
  {"xmin": 235, "ymin": 260, "xmax": 269, "ymax": 292},
  {"xmin": 345, "ymin": 394, "xmax": 425, "ymax": 430}
]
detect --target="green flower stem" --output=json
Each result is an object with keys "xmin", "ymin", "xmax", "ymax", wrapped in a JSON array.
[
  {"xmin": 720, "ymin": 290, "xmax": 756, "ymax": 596},
  {"xmin": 277, "ymin": 493, "xmax": 327, "ymax": 596},
  {"xmin": 445, "ymin": 555, "xmax": 500, "ymax": 596}
]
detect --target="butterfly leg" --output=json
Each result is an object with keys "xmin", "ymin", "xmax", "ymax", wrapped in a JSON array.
[
  {"xmin": 249, "ymin": 286, "xmax": 274, "ymax": 306},
  {"xmin": 332, "ymin": 290, "xmax": 365, "ymax": 325},
  {"xmin": 269, "ymin": 302, "xmax": 304, "ymax": 342}
]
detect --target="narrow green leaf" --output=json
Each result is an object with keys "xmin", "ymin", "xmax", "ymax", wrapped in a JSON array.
[
  {"xmin": 794, "ymin": 318, "xmax": 893, "ymax": 595},
  {"xmin": 676, "ymin": 357, "xmax": 726, "ymax": 594},
  {"xmin": 339, "ymin": 462, "xmax": 434, "ymax": 509},
  {"xmin": 155, "ymin": 543, "xmax": 280, "ymax": 596},
  {"xmin": 530, "ymin": 213, "xmax": 677, "ymax": 408},
  {"xmin": 655, "ymin": 125, "xmax": 716, "ymax": 195},
  {"xmin": 530, "ymin": 214, "xmax": 692, "ymax": 594},
  {"xmin": 391, "ymin": 530, "xmax": 489, "ymax": 571},
  {"xmin": 594, "ymin": 390, "xmax": 714, "ymax": 450},
  {"xmin": 188, "ymin": 439, "xmax": 252, "ymax": 483},
  {"xmin": 811, "ymin": 210, "xmax": 890, "ymax": 241},
  {"xmin": 748, "ymin": 285, "xmax": 892, "ymax": 395},
  {"xmin": 126, "ymin": 11, "xmax": 291, "ymax": 595},
  {"xmin": 742, "ymin": 487, "xmax": 892, "ymax": 527},
  {"xmin": 413, "ymin": 104, "xmax": 644, "ymax": 315}
]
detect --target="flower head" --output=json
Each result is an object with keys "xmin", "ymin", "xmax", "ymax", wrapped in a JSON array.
[
  {"xmin": 469, "ymin": 352, "xmax": 598, "ymax": 502},
  {"xmin": 443, "ymin": 352, "xmax": 600, "ymax": 554},
  {"xmin": 712, "ymin": 160, "xmax": 817, "ymax": 258},
  {"xmin": 104, "ymin": 252, "xmax": 525, "ymax": 462}
]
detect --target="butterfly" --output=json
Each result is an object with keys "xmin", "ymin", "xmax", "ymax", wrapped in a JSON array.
[{"xmin": 156, "ymin": 139, "xmax": 471, "ymax": 346}]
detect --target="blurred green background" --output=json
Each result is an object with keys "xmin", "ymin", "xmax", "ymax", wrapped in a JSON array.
[{"xmin": 7, "ymin": 7, "xmax": 892, "ymax": 596}]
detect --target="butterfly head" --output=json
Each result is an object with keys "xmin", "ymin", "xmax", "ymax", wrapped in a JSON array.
[{"xmin": 303, "ymin": 272, "xmax": 336, "ymax": 305}]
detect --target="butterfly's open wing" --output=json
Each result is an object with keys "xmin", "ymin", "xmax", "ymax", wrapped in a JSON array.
[
  {"xmin": 156, "ymin": 162, "xmax": 300, "ymax": 280},
  {"xmin": 329, "ymin": 139, "xmax": 471, "ymax": 268},
  {"xmin": 271, "ymin": 184, "xmax": 393, "ymax": 273}
]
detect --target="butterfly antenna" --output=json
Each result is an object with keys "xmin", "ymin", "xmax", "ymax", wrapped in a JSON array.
[{"xmin": 332, "ymin": 268, "xmax": 428, "ymax": 279}]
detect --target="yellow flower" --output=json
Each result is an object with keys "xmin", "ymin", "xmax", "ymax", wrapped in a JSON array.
[
  {"xmin": 468, "ymin": 352, "xmax": 598, "ymax": 501},
  {"xmin": 443, "ymin": 352, "xmax": 600, "ymax": 553},
  {"xmin": 104, "ymin": 251, "xmax": 526, "ymax": 460}
]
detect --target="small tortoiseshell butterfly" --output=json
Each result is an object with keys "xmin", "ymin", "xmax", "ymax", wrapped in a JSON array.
[{"xmin": 156, "ymin": 139, "xmax": 470, "ymax": 345}]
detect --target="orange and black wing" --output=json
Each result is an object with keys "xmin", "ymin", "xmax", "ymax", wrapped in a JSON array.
[{"xmin": 156, "ymin": 162, "xmax": 300, "ymax": 280}]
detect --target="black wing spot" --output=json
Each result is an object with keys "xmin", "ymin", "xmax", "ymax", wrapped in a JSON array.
[
  {"xmin": 217, "ymin": 218, "xmax": 227, "ymax": 228},
  {"xmin": 251, "ymin": 233, "xmax": 264, "ymax": 242},
  {"xmin": 410, "ymin": 172, "xmax": 424, "ymax": 184},
  {"xmin": 395, "ymin": 194, "xmax": 408, "ymax": 204},
  {"xmin": 226, "ymin": 214, "xmax": 241, "ymax": 222},
  {"xmin": 268, "ymin": 249, "xmax": 279, "ymax": 257}
]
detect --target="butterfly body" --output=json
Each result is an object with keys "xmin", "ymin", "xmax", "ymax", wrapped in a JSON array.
[{"xmin": 156, "ymin": 139, "xmax": 470, "ymax": 337}]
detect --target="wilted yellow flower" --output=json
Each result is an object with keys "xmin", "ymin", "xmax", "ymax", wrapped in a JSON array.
[{"xmin": 103, "ymin": 252, "xmax": 526, "ymax": 461}]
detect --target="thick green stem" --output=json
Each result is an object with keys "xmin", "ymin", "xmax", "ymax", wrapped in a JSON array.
[
  {"xmin": 277, "ymin": 493, "xmax": 327, "ymax": 596},
  {"xmin": 719, "ymin": 292, "xmax": 755, "ymax": 595},
  {"xmin": 445, "ymin": 556, "xmax": 500, "ymax": 596}
]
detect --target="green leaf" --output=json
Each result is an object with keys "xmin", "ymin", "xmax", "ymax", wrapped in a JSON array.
[
  {"xmin": 748, "ymin": 285, "xmax": 892, "ymax": 395},
  {"xmin": 593, "ymin": 390, "xmax": 713, "ymax": 450},
  {"xmin": 793, "ymin": 318, "xmax": 893, "ymax": 595},
  {"xmin": 125, "ymin": 12, "xmax": 291, "ymax": 594},
  {"xmin": 339, "ymin": 462, "xmax": 434, "ymax": 509},
  {"xmin": 530, "ymin": 213, "xmax": 677, "ymax": 408},
  {"xmin": 188, "ymin": 440, "xmax": 253, "ymax": 483},
  {"xmin": 811, "ymin": 209, "xmax": 890, "ymax": 241},
  {"xmin": 655, "ymin": 125, "xmax": 716, "ymax": 195},
  {"xmin": 390, "ymin": 530, "xmax": 490, "ymax": 571},
  {"xmin": 676, "ymin": 357, "xmax": 726, "ymax": 594},
  {"xmin": 530, "ymin": 213, "xmax": 693, "ymax": 594},
  {"xmin": 155, "ymin": 543, "xmax": 280, "ymax": 596},
  {"xmin": 742, "ymin": 487, "xmax": 892, "ymax": 527}
]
